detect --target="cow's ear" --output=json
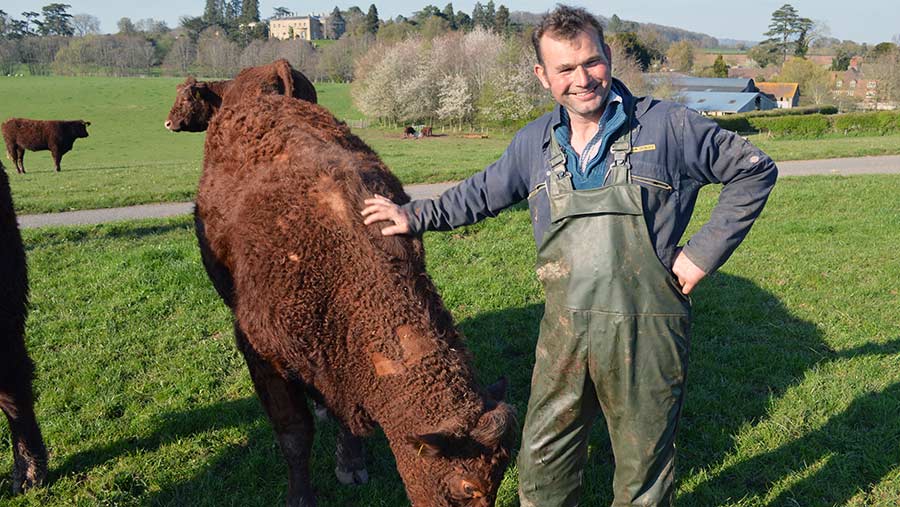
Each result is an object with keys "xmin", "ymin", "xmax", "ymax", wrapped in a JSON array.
[
  {"xmin": 406, "ymin": 433, "xmax": 453, "ymax": 458},
  {"xmin": 274, "ymin": 59, "xmax": 295, "ymax": 98}
]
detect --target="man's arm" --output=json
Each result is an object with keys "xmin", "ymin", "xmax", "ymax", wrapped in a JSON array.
[
  {"xmin": 363, "ymin": 132, "xmax": 531, "ymax": 236},
  {"xmin": 679, "ymin": 108, "xmax": 778, "ymax": 276}
]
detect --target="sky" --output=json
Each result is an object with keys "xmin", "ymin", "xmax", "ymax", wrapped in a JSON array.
[{"xmin": 3, "ymin": 0, "xmax": 898, "ymax": 44}]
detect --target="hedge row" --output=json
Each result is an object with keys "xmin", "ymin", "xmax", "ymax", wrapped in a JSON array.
[{"xmin": 715, "ymin": 110, "xmax": 900, "ymax": 138}]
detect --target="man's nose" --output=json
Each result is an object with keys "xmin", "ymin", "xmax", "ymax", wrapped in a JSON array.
[{"xmin": 573, "ymin": 65, "xmax": 590, "ymax": 86}]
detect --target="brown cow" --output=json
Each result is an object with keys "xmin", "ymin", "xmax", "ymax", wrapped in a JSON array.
[
  {"xmin": 421, "ymin": 126, "xmax": 433, "ymax": 137},
  {"xmin": 0, "ymin": 161, "xmax": 48, "ymax": 494},
  {"xmin": 2, "ymin": 118, "xmax": 90, "ymax": 173},
  {"xmin": 164, "ymin": 58, "xmax": 317, "ymax": 133},
  {"xmin": 169, "ymin": 65, "xmax": 515, "ymax": 507}
]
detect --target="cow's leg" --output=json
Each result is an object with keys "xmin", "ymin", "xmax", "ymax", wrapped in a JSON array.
[
  {"xmin": 15, "ymin": 147, "xmax": 25, "ymax": 174},
  {"xmin": 50, "ymin": 148, "xmax": 61, "ymax": 172},
  {"xmin": 0, "ymin": 354, "xmax": 48, "ymax": 494},
  {"xmin": 235, "ymin": 324, "xmax": 316, "ymax": 507},
  {"xmin": 334, "ymin": 424, "xmax": 368, "ymax": 485}
]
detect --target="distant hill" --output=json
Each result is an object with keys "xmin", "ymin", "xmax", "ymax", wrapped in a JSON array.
[
  {"xmin": 718, "ymin": 38, "xmax": 760, "ymax": 48},
  {"xmin": 509, "ymin": 11, "xmax": 719, "ymax": 48}
]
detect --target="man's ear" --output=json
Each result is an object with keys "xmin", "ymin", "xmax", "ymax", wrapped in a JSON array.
[{"xmin": 534, "ymin": 63, "xmax": 550, "ymax": 89}]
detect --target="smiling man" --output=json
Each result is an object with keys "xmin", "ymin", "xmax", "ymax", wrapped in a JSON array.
[{"xmin": 362, "ymin": 5, "xmax": 777, "ymax": 506}]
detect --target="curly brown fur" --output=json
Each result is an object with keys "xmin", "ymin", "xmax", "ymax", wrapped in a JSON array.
[
  {"xmin": 188, "ymin": 76, "xmax": 514, "ymax": 505},
  {"xmin": 2, "ymin": 118, "xmax": 90, "ymax": 173},
  {"xmin": 165, "ymin": 59, "xmax": 317, "ymax": 133},
  {"xmin": 0, "ymin": 161, "xmax": 48, "ymax": 494}
]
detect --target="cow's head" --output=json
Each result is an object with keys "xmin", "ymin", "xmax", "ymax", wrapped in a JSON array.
[
  {"xmin": 165, "ymin": 77, "xmax": 221, "ymax": 132},
  {"xmin": 403, "ymin": 378, "xmax": 516, "ymax": 507},
  {"xmin": 71, "ymin": 120, "xmax": 90, "ymax": 138}
]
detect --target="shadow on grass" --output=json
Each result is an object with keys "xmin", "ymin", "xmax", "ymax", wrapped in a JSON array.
[{"xmin": 27, "ymin": 272, "xmax": 897, "ymax": 506}]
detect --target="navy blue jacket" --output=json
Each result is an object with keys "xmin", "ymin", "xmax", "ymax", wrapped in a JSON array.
[{"xmin": 401, "ymin": 81, "xmax": 778, "ymax": 274}]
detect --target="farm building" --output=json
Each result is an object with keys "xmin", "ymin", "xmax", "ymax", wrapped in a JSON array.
[
  {"xmin": 269, "ymin": 16, "xmax": 323, "ymax": 41},
  {"xmin": 678, "ymin": 91, "xmax": 777, "ymax": 115},
  {"xmin": 756, "ymin": 82, "xmax": 801, "ymax": 108}
]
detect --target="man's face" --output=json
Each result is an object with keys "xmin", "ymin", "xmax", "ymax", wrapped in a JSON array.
[{"xmin": 534, "ymin": 28, "xmax": 613, "ymax": 123}]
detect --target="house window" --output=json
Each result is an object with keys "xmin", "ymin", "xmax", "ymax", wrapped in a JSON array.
[
  {"xmin": 867, "ymin": 81, "xmax": 877, "ymax": 89},
  {"xmin": 836, "ymin": 80, "xmax": 843, "ymax": 88},
  {"xmin": 849, "ymin": 80, "xmax": 857, "ymax": 89}
]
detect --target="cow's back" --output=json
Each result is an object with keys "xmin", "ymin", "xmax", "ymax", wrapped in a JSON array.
[{"xmin": 2, "ymin": 119, "xmax": 49, "ymax": 151}]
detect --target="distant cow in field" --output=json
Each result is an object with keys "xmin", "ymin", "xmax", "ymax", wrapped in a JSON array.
[
  {"xmin": 421, "ymin": 126, "xmax": 433, "ymax": 137},
  {"xmin": 2, "ymin": 118, "xmax": 90, "ymax": 173},
  {"xmin": 164, "ymin": 58, "xmax": 317, "ymax": 133},
  {"xmin": 0, "ymin": 161, "xmax": 48, "ymax": 494},
  {"xmin": 168, "ymin": 63, "xmax": 515, "ymax": 507},
  {"xmin": 403, "ymin": 126, "xmax": 416, "ymax": 138}
]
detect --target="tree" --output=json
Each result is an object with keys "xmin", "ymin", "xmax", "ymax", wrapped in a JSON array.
[
  {"xmin": 831, "ymin": 46, "xmax": 851, "ymax": 71},
  {"xmin": 871, "ymin": 42, "xmax": 898, "ymax": 57},
  {"xmin": 40, "ymin": 3, "xmax": 74, "ymax": 36},
  {"xmin": 665, "ymin": 40, "xmax": 694, "ymax": 72},
  {"xmin": 608, "ymin": 32, "xmax": 655, "ymax": 70},
  {"xmin": 364, "ymin": 4, "xmax": 379, "ymax": 35},
  {"xmin": 748, "ymin": 42, "xmax": 780, "ymax": 68},
  {"xmin": 241, "ymin": 0, "xmax": 259, "ymax": 22},
  {"xmin": 326, "ymin": 6, "xmax": 344, "ymax": 39},
  {"xmin": 442, "ymin": 3, "xmax": 456, "ymax": 29},
  {"xmin": 272, "ymin": 7, "xmax": 291, "ymax": 18},
  {"xmin": 22, "ymin": 12, "xmax": 42, "ymax": 37},
  {"xmin": 471, "ymin": 3, "xmax": 485, "ymax": 30},
  {"xmin": 414, "ymin": 5, "xmax": 442, "ymax": 24},
  {"xmin": 763, "ymin": 4, "xmax": 812, "ymax": 62},
  {"xmin": 712, "ymin": 54, "xmax": 728, "ymax": 77},
  {"xmin": 483, "ymin": 0, "xmax": 495, "ymax": 30},
  {"xmin": 204, "ymin": 0, "xmax": 224, "ymax": 24},
  {"xmin": 420, "ymin": 16, "xmax": 450, "ymax": 39},
  {"xmin": 135, "ymin": 18, "xmax": 168, "ymax": 33},
  {"xmin": 494, "ymin": 5, "xmax": 509, "ymax": 35},
  {"xmin": 778, "ymin": 57, "xmax": 830, "ymax": 105},
  {"xmin": 71, "ymin": 13, "xmax": 100, "ymax": 36},
  {"xmin": 455, "ymin": 11, "xmax": 472, "ymax": 31},
  {"xmin": 117, "ymin": 17, "xmax": 136, "ymax": 35}
]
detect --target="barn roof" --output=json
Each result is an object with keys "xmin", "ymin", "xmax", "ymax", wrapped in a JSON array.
[
  {"xmin": 756, "ymin": 82, "xmax": 800, "ymax": 100},
  {"xmin": 678, "ymin": 91, "xmax": 777, "ymax": 113}
]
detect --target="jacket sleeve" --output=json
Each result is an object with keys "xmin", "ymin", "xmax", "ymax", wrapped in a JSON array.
[
  {"xmin": 680, "ymin": 108, "xmax": 778, "ymax": 273},
  {"xmin": 400, "ymin": 131, "xmax": 531, "ymax": 234}
]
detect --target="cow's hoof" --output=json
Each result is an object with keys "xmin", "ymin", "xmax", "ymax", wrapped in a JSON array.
[
  {"xmin": 11, "ymin": 454, "xmax": 47, "ymax": 495},
  {"xmin": 335, "ymin": 466, "xmax": 369, "ymax": 485}
]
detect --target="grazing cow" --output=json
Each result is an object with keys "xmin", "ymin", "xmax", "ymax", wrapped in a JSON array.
[
  {"xmin": 421, "ymin": 126, "xmax": 433, "ymax": 137},
  {"xmin": 2, "ymin": 118, "xmax": 90, "ymax": 173},
  {"xmin": 168, "ymin": 66, "xmax": 516, "ymax": 507},
  {"xmin": 165, "ymin": 58, "xmax": 317, "ymax": 133},
  {"xmin": 0, "ymin": 161, "xmax": 48, "ymax": 494}
]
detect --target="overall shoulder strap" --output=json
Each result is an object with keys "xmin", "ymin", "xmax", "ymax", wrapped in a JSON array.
[
  {"xmin": 607, "ymin": 99, "xmax": 636, "ymax": 184},
  {"xmin": 548, "ymin": 130, "xmax": 567, "ymax": 176}
]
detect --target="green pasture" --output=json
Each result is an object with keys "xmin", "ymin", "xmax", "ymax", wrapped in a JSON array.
[
  {"xmin": 1, "ymin": 174, "xmax": 899, "ymax": 505},
  {"xmin": 3, "ymin": 75, "xmax": 900, "ymax": 215}
]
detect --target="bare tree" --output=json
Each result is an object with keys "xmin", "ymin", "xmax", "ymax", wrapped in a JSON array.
[
  {"xmin": 196, "ymin": 25, "xmax": 239, "ymax": 76},
  {"xmin": 0, "ymin": 40, "xmax": 20, "ymax": 75},
  {"xmin": 163, "ymin": 36, "xmax": 197, "ymax": 74},
  {"xmin": 71, "ymin": 13, "xmax": 100, "ymax": 36}
]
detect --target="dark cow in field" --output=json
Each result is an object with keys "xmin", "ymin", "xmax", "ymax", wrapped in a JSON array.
[
  {"xmin": 2, "ymin": 118, "xmax": 90, "ymax": 173},
  {"xmin": 403, "ymin": 126, "xmax": 416, "ymax": 138},
  {"xmin": 164, "ymin": 58, "xmax": 317, "ymax": 133},
  {"xmin": 0, "ymin": 161, "xmax": 48, "ymax": 494},
  {"xmin": 167, "ymin": 62, "xmax": 515, "ymax": 507}
]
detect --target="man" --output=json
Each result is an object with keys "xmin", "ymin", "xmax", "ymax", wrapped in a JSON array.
[{"xmin": 361, "ymin": 5, "xmax": 776, "ymax": 506}]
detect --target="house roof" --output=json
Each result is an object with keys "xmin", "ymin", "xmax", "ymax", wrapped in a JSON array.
[
  {"xmin": 678, "ymin": 91, "xmax": 777, "ymax": 113},
  {"xmin": 669, "ymin": 77, "xmax": 757, "ymax": 93},
  {"xmin": 756, "ymin": 82, "xmax": 800, "ymax": 100}
]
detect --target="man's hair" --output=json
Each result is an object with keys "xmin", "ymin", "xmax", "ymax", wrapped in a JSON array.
[{"xmin": 532, "ymin": 5, "xmax": 606, "ymax": 66}]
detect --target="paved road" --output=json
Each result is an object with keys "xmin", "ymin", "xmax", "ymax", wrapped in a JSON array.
[{"xmin": 16, "ymin": 155, "xmax": 900, "ymax": 229}]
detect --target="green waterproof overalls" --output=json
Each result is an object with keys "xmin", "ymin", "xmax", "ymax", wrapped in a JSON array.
[{"xmin": 518, "ymin": 112, "xmax": 692, "ymax": 507}]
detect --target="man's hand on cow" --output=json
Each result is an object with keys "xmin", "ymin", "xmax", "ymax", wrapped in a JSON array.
[
  {"xmin": 361, "ymin": 194, "xmax": 410, "ymax": 236},
  {"xmin": 672, "ymin": 248, "xmax": 706, "ymax": 295}
]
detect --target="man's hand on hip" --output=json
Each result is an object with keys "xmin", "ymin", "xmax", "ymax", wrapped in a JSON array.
[
  {"xmin": 672, "ymin": 248, "xmax": 706, "ymax": 295},
  {"xmin": 361, "ymin": 194, "xmax": 410, "ymax": 236}
]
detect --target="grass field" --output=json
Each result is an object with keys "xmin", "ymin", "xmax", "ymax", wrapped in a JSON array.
[
  {"xmin": 1, "ymin": 174, "xmax": 898, "ymax": 506},
  {"xmin": 3, "ymin": 75, "xmax": 900, "ymax": 215}
]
